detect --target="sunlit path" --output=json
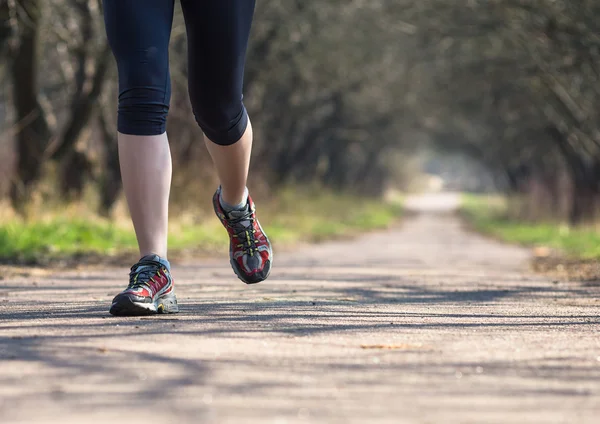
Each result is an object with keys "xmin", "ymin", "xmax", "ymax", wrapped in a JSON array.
[{"xmin": 1, "ymin": 194, "xmax": 599, "ymax": 424}]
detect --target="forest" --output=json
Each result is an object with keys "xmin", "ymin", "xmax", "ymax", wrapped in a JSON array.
[{"xmin": 1, "ymin": 0, "xmax": 599, "ymax": 224}]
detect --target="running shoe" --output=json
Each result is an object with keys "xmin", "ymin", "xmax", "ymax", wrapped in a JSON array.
[
  {"xmin": 213, "ymin": 187, "xmax": 273, "ymax": 284},
  {"xmin": 109, "ymin": 254, "xmax": 179, "ymax": 316}
]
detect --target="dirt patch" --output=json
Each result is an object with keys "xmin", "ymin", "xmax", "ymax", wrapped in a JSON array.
[{"xmin": 531, "ymin": 255, "xmax": 600, "ymax": 284}]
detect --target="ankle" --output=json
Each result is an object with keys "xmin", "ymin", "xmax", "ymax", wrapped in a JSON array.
[{"xmin": 220, "ymin": 186, "xmax": 249, "ymax": 212}]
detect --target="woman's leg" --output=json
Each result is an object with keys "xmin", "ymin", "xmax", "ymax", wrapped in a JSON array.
[
  {"xmin": 103, "ymin": 0, "xmax": 175, "ymax": 259},
  {"xmin": 103, "ymin": 0, "xmax": 179, "ymax": 316},
  {"xmin": 181, "ymin": 0, "xmax": 272, "ymax": 284},
  {"xmin": 204, "ymin": 122, "xmax": 253, "ymax": 207},
  {"xmin": 180, "ymin": 0, "xmax": 255, "ymax": 206}
]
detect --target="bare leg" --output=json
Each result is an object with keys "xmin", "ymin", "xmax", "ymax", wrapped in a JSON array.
[
  {"xmin": 118, "ymin": 132, "xmax": 172, "ymax": 258},
  {"xmin": 204, "ymin": 120, "xmax": 253, "ymax": 206}
]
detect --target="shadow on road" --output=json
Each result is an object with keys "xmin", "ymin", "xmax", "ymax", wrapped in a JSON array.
[{"xmin": 1, "ymin": 192, "xmax": 599, "ymax": 420}]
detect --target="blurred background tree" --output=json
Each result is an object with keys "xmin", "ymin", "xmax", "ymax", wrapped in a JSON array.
[{"xmin": 1, "ymin": 0, "xmax": 599, "ymax": 224}]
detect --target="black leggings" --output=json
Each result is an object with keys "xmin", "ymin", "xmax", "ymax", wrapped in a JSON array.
[{"xmin": 102, "ymin": 0, "xmax": 255, "ymax": 145}]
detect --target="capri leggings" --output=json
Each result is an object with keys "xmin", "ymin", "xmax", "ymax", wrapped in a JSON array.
[{"xmin": 102, "ymin": 0, "xmax": 255, "ymax": 145}]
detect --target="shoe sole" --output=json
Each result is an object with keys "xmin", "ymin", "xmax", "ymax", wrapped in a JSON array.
[
  {"xmin": 231, "ymin": 258, "xmax": 272, "ymax": 284},
  {"xmin": 109, "ymin": 292, "xmax": 179, "ymax": 317}
]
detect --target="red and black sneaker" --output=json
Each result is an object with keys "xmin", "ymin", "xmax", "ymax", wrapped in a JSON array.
[
  {"xmin": 109, "ymin": 254, "xmax": 179, "ymax": 316},
  {"xmin": 213, "ymin": 187, "xmax": 273, "ymax": 284}
]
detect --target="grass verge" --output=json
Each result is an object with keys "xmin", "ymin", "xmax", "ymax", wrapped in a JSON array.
[
  {"xmin": 460, "ymin": 193, "xmax": 600, "ymax": 259},
  {"xmin": 0, "ymin": 188, "xmax": 402, "ymax": 265}
]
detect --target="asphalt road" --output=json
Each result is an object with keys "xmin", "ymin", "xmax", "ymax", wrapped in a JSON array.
[{"xmin": 1, "ymin": 193, "xmax": 599, "ymax": 423}]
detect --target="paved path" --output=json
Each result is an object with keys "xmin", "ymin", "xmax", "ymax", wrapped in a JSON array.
[{"xmin": 1, "ymin": 193, "xmax": 599, "ymax": 424}]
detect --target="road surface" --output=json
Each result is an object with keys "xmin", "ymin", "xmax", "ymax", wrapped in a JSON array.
[{"xmin": 1, "ymin": 193, "xmax": 599, "ymax": 423}]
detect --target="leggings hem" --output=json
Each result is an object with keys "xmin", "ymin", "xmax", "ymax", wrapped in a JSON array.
[{"xmin": 201, "ymin": 105, "xmax": 249, "ymax": 146}]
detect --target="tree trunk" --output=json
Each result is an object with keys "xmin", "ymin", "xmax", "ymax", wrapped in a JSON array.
[
  {"xmin": 98, "ymin": 111, "xmax": 121, "ymax": 217},
  {"xmin": 0, "ymin": 1, "xmax": 14, "ymax": 57},
  {"xmin": 9, "ymin": 0, "xmax": 51, "ymax": 212}
]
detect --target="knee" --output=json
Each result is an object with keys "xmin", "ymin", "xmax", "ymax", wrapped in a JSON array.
[
  {"xmin": 117, "ymin": 88, "xmax": 170, "ymax": 136},
  {"xmin": 116, "ymin": 58, "xmax": 170, "ymax": 136},
  {"xmin": 192, "ymin": 97, "xmax": 249, "ymax": 146}
]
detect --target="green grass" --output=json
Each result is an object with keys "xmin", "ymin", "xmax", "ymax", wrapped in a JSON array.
[
  {"xmin": 0, "ymin": 189, "xmax": 402, "ymax": 263},
  {"xmin": 460, "ymin": 194, "xmax": 600, "ymax": 259},
  {"xmin": 263, "ymin": 188, "xmax": 402, "ymax": 244},
  {"xmin": 0, "ymin": 219, "xmax": 138, "ymax": 261}
]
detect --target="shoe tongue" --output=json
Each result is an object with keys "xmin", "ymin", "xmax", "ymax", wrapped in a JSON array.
[
  {"xmin": 227, "ymin": 206, "xmax": 251, "ymax": 228},
  {"xmin": 136, "ymin": 254, "xmax": 170, "ymax": 271},
  {"xmin": 140, "ymin": 254, "xmax": 160, "ymax": 262}
]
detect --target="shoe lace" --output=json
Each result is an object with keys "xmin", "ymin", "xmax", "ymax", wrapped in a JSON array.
[
  {"xmin": 228, "ymin": 210, "xmax": 259, "ymax": 257},
  {"xmin": 128, "ymin": 259, "xmax": 162, "ymax": 289}
]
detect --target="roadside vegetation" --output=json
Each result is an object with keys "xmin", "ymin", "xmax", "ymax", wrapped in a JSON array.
[
  {"xmin": 0, "ymin": 188, "xmax": 402, "ymax": 264},
  {"xmin": 461, "ymin": 194, "xmax": 600, "ymax": 259},
  {"xmin": 461, "ymin": 194, "xmax": 600, "ymax": 279}
]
